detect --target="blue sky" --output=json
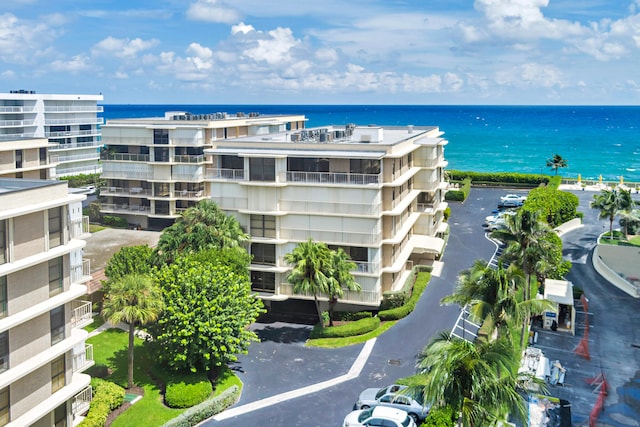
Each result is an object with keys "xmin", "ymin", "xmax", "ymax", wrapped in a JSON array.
[{"xmin": 1, "ymin": 0, "xmax": 640, "ymax": 104}]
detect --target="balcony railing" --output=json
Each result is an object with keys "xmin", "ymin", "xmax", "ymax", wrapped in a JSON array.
[
  {"xmin": 0, "ymin": 106, "xmax": 35, "ymax": 113},
  {"xmin": 205, "ymin": 168, "xmax": 245, "ymax": 180},
  {"xmin": 0, "ymin": 119, "xmax": 35, "ymax": 127},
  {"xmin": 279, "ymin": 199, "xmax": 380, "ymax": 216},
  {"xmin": 286, "ymin": 171, "xmax": 380, "ymax": 185},
  {"xmin": 57, "ymin": 152, "xmax": 100, "ymax": 163},
  {"xmin": 101, "ymin": 167, "xmax": 150, "ymax": 180},
  {"xmin": 280, "ymin": 227, "xmax": 380, "ymax": 246},
  {"xmin": 72, "ymin": 386, "xmax": 92, "ymax": 417},
  {"xmin": 279, "ymin": 283, "xmax": 380, "ymax": 304},
  {"xmin": 101, "ymin": 152, "xmax": 150, "ymax": 162},
  {"xmin": 71, "ymin": 259, "xmax": 91, "ymax": 284},
  {"xmin": 69, "ymin": 216, "xmax": 90, "ymax": 238},
  {"xmin": 353, "ymin": 261, "xmax": 379, "ymax": 274},
  {"xmin": 73, "ymin": 344, "xmax": 95, "ymax": 373},
  {"xmin": 102, "ymin": 186, "xmax": 152, "ymax": 196},
  {"xmin": 175, "ymin": 189, "xmax": 204, "ymax": 198},
  {"xmin": 172, "ymin": 172, "xmax": 204, "ymax": 181},
  {"xmin": 45, "ymin": 105, "xmax": 104, "ymax": 113},
  {"xmin": 71, "ymin": 300, "xmax": 93, "ymax": 329},
  {"xmin": 417, "ymin": 203, "xmax": 436, "ymax": 214},
  {"xmin": 56, "ymin": 165, "xmax": 102, "ymax": 175},
  {"xmin": 101, "ymin": 203, "xmax": 151, "ymax": 213},
  {"xmin": 45, "ymin": 117, "xmax": 104, "ymax": 126},
  {"xmin": 48, "ymin": 140, "xmax": 101, "ymax": 150},
  {"xmin": 173, "ymin": 154, "xmax": 205, "ymax": 163}
]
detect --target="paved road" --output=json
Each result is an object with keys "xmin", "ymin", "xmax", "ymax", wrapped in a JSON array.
[{"xmin": 205, "ymin": 187, "xmax": 640, "ymax": 426}]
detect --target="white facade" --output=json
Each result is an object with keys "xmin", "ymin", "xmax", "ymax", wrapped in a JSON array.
[
  {"xmin": 0, "ymin": 91, "xmax": 103, "ymax": 177},
  {"xmin": 99, "ymin": 111, "xmax": 306, "ymax": 230},
  {"xmin": 206, "ymin": 124, "xmax": 449, "ymax": 310},
  {"xmin": 0, "ymin": 178, "xmax": 93, "ymax": 426}
]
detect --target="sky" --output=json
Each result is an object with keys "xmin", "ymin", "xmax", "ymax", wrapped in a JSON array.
[{"xmin": 1, "ymin": 0, "xmax": 640, "ymax": 105}]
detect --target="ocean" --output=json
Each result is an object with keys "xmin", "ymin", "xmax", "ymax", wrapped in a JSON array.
[{"xmin": 101, "ymin": 105, "xmax": 640, "ymax": 183}]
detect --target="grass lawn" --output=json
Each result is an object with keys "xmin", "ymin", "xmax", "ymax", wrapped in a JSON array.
[
  {"xmin": 87, "ymin": 328, "xmax": 241, "ymax": 427},
  {"xmin": 83, "ymin": 315, "xmax": 105, "ymax": 333},
  {"xmin": 306, "ymin": 321, "xmax": 397, "ymax": 348},
  {"xmin": 89, "ymin": 223, "xmax": 106, "ymax": 233}
]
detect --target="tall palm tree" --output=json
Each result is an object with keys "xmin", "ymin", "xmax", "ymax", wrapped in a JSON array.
[
  {"xmin": 411, "ymin": 332, "xmax": 526, "ymax": 427},
  {"xmin": 546, "ymin": 154, "xmax": 568, "ymax": 175},
  {"xmin": 326, "ymin": 248, "xmax": 360, "ymax": 326},
  {"xmin": 102, "ymin": 274, "xmax": 164, "ymax": 389},
  {"xmin": 590, "ymin": 188, "xmax": 633, "ymax": 240},
  {"xmin": 284, "ymin": 239, "xmax": 333, "ymax": 326},
  {"xmin": 155, "ymin": 200, "xmax": 249, "ymax": 265}
]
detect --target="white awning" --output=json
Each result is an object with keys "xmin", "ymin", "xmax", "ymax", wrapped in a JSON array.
[
  {"xmin": 544, "ymin": 279, "xmax": 574, "ymax": 306},
  {"xmin": 410, "ymin": 235, "xmax": 445, "ymax": 254}
]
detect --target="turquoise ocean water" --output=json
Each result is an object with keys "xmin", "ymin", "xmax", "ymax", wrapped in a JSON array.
[{"xmin": 102, "ymin": 105, "xmax": 640, "ymax": 183}]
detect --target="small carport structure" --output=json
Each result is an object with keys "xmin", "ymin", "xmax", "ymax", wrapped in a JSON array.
[{"xmin": 542, "ymin": 279, "xmax": 576, "ymax": 336}]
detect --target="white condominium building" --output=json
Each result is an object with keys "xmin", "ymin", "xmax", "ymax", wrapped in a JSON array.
[
  {"xmin": 0, "ymin": 178, "xmax": 93, "ymax": 426},
  {"xmin": 99, "ymin": 111, "xmax": 306, "ymax": 230},
  {"xmin": 0, "ymin": 138, "xmax": 57, "ymax": 180},
  {"xmin": 206, "ymin": 124, "xmax": 449, "ymax": 312},
  {"xmin": 0, "ymin": 91, "xmax": 103, "ymax": 177}
]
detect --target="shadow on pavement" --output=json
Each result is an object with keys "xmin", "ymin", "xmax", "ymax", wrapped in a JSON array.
[{"xmin": 254, "ymin": 325, "xmax": 311, "ymax": 344}]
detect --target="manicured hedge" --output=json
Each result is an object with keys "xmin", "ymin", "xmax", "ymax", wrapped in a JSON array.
[
  {"xmin": 448, "ymin": 170, "xmax": 549, "ymax": 186},
  {"xmin": 445, "ymin": 177, "xmax": 472, "ymax": 202},
  {"xmin": 102, "ymin": 215, "xmax": 128, "ymax": 228},
  {"xmin": 309, "ymin": 316, "xmax": 380, "ymax": 339},
  {"xmin": 165, "ymin": 378, "xmax": 213, "ymax": 408},
  {"xmin": 79, "ymin": 378, "xmax": 125, "ymax": 427},
  {"xmin": 378, "ymin": 272, "xmax": 430, "ymax": 321},
  {"xmin": 160, "ymin": 385, "xmax": 240, "ymax": 427},
  {"xmin": 522, "ymin": 186, "xmax": 580, "ymax": 227}
]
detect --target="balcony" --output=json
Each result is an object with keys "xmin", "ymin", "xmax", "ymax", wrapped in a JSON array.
[
  {"xmin": 45, "ymin": 117, "xmax": 104, "ymax": 126},
  {"xmin": 0, "ymin": 106, "xmax": 35, "ymax": 113},
  {"xmin": 279, "ymin": 199, "xmax": 380, "ymax": 216},
  {"xmin": 71, "ymin": 259, "xmax": 91, "ymax": 284},
  {"xmin": 173, "ymin": 154, "xmax": 205, "ymax": 163},
  {"xmin": 71, "ymin": 300, "xmax": 93, "ymax": 329},
  {"xmin": 73, "ymin": 344, "xmax": 95, "ymax": 373},
  {"xmin": 72, "ymin": 386, "xmax": 92, "ymax": 418},
  {"xmin": 353, "ymin": 261, "xmax": 379, "ymax": 274},
  {"xmin": 175, "ymin": 189, "xmax": 204, "ymax": 199},
  {"xmin": 286, "ymin": 171, "xmax": 380, "ymax": 185},
  {"xmin": 205, "ymin": 168, "xmax": 245, "ymax": 180},
  {"xmin": 280, "ymin": 227, "xmax": 380, "ymax": 246},
  {"xmin": 0, "ymin": 119, "xmax": 35, "ymax": 127},
  {"xmin": 101, "ymin": 203, "xmax": 151, "ymax": 214},
  {"xmin": 102, "ymin": 186, "xmax": 151, "ymax": 197},
  {"xmin": 69, "ymin": 216, "xmax": 90, "ymax": 238},
  {"xmin": 45, "ymin": 105, "xmax": 104, "ymax": 113},
  {"xmin": 57, "ymin": 152, "xmax": 100, "ymax": 163},
  {"xmin": 279, "ymin": 283, "xmax": 380, "ymax": 304},
  {"xmin": 101, "ymin": 152, "xmax": 150, "ymax": 162},
  {"xmin": 56, "ymin": 165, "xmax": 103, "ymax": 176},
  {"xmin": 48, "ymin": 140, "xmax": 101, "ymax": 150},
  {"xmin": 101, "ymin": 164, "xmax": 151, "ymax": 179}
]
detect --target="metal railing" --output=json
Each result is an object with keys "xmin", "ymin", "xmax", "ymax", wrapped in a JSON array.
[
  {"xmin": 56, "ymin": 165, "xmax": 103, "ymax": 175},
  {"xmin": 278, "ymin": 283, "xmax": 380, "ymax": 304},
  {"xmin": 0, "ymin": 119, "xmax": 34, "ymax": 127},
  {"xmin": 101, "ymin": 152, "xmax": 150, "ymax": 162},
  {"xmin": 205, "ymin": 168, "xmax": 245, "ymax": 180},
  {"xmin": 71, "ymin": 259, "xmax": 91, "ymax": 284},
  {"xmin": 45, "ymin": 105, "xmax": 104, "ymax": 113},
  {"xmin": 101, "ymin": 203, "xmax": 151, "ymax": 213},
  {"xmin": 45, "ymin": 118, "xmax": 103, "ymax": 126},
  {"xmin": 101, "ymin": 186, "xmax": 151, "ymax": 196},
  {"xmin": 417, "ymin": 203, "xmax": 436, "ymax": 214},
  {"xmin": 175, "ymin": 189, "xmax": 205, "ymax": 198},
  {"xmin": 73, "ymin": 344, "xmax": 94, "ymax": 373},
  {"xmin": 69, "ymin": 216, "xmax": 90, "ymax": 238},
  {"xmin": 172, "ymin": 172, "xmax": 204, "ymax": 181},
  {"xmin": 0, "ymin": 106, "xmax": 35, "ymax": 113},
  {"xmin": 48, "ymin": 140, "xmax": 101, "ymax": 150},
  {"xmin": 353, "ymin": 261, "xmax": 379, "ymax": 274},
  {"xmin": 56, "ymin": 153, "xmax": 100, "ymax": 163},
  {"xmin": 71, "ymin": 300, "xmax": 92, "ymax": 329},
  {"xmin": 72, "ymin": 386, "xmax": 92, "ymax": 417},
  {"xmin": 173, "ymin": 154, "xmax": 205, "ymax": 163},
  {"xmin": 46, "ymin": 129, "xmax": 100, "ymax": 138},
  {"xmin": 286, "ymin": 171, "xmax": 380, "ymax": 185}
]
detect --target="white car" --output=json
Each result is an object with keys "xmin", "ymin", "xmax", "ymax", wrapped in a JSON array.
[
  {"xmin": 484, "ymin": 210, "xmax": 515, "ymax": 224},
  {"xmin": 343, "ymin": 406, "xmax": 416, "ymax": 427},
  {"xmin": 82, "ymin": 185, "xmax": 97, "ymax": 195},
  {"xmin": 500, "ymin": 194, "xmax": 527, "ymax": 203}
]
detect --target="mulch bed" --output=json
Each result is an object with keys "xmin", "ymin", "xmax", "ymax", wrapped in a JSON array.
[{"xmin": 105, "ymin": 386, "xmax": 144, "ymax": 427}]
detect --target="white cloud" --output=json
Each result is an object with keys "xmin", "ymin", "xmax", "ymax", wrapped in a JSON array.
[
  {"xmin": 0, "ymin": 70, "xmax": 15, "ymax": 78},
  {"xmin": 232, "ymin": 22, "xmax": 254, "ymax": 35},
  {"xmin": 0, "ymin": 13, "xmax": 59, "ymax": 64},
  {"xmin": 51, "ymin": 55, "xmax": 92, "ymax": 73},
  {"xmin": 495, "ymin": 62, "xmax": 564, "ymax": 88},
  {"xmin": 92, "ymin": 36, "xmax": 159, "ymax": 59},
  {"xmin": 243, "ymin": 27, "xmax": 300, "ymax": 65},
  {"xmin": 114, "ymin": 71, "xmax": 129, "ymax": 79},
  {"xmin": 186, "ymin": 0, "xmax": 241, "ymax": 24}
]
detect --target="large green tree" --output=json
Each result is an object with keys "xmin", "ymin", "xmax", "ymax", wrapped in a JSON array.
[
  {"xmin": 411, "ymin": 333, "xmax": 526, "ymax": 427},
  {"xmin": 326, "ymin": 248, "xmax": 360, "ymax": 326},
  {"xmin": 152, "ymin": 252, "xmax": 264, "ymax": 373},
  {"xmin": 546, "ymin": 154, "xmax": 568, "ymax": 175},
  {"xmin": 103, "ymin": 245, "xmax": 155, "ymax": 292},
  {"xmin": 101, "ymin": 274, "xmax": 164, "ymax": 388},
  {"xmin": 154, "ymin": 200, "xmax": 249, "ymax": 265},
  {"xmin": 522, "ymin": 187, "xmax": 580, "ymax": 228},
  {"xmin": 590, "ymin": 188, "xmax": 633, "ymax": 240},
  {"xmin": 284, "ymin": 239, "xmax": 333, "ymax": 326}
]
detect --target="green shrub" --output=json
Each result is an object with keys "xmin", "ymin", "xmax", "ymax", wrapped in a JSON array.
[
  {"xmin": 443, "ymin": 206, "xmax": 451, "ymax": 221},
  {"xmin": 161, "ymin": 385, "xmax": 240, "ymax": 427},
  {"xmin": 102, "ymin": 215, "xmax": 128, "ymax": 228},
  {"xmin": 379, "ymin": 273, "xmax": 430, "ymax": 321},
  {"xmin": 165, "ymin": 379, "xmax": 213, "ymax": 408},
  {"xmin": 79, "ymin": 378, "xmax": 125, "ymax": 427},
  {"xmin": 522, "ymin": 187, "xmax": 580, "ymax": 227},
  {"xmin": 88, "ymin": 202, "xmax": 102, "ymax": 223},
  {"xmin": 448, "ymin": 170, "xmax": 549, "ymax": 187},
  {"xmin": 309, "ymin": 316, "xmax": 380, "ymax": 339},
  {"xmin": 334, "ymin": 311, "xmax": 373, "ymax": 321},
  {"xmin": 381, "ymin": 270, "xmax": 420, "ymax": 310},
  {"xmin": 444, "ymin": 190, "xmax": 464, "ymax": 202},
  {"xmin": 422, "ymin": 406, "xmax": 455, "ymax": 427},
  {"xmin": 59, "ymin": 173, "xmax": 104, "ymax": 188}
]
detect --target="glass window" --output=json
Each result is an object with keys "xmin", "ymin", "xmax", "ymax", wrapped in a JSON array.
[
  {"xmin": 221, "ymin": 155, "xmax": 243, "ymax": 170},
  {"xmin": 49, "ymin": 258, "xmax": 63, "ymax": 296},
  {"xmin": 0, "ymin": 388, "xmax": 8, "ymax": 426},
  {"xmin": 249, "ymin": 158, "xmax": 275, "ymax": 181},
  {"xmin": 54, "ymin": 403, "xmax": 67, "ymax": 427},
  {"xmin": 51, "ymin": 355, "xmax": 65, "ymax": 393},
  {"xmin": 250, "ymin": 215, "xmax": 275, "ymax": 238},
  {"xmin": 250, "ymin": 271, "xmax": 275, "ymax": 293},
  {"xmin": 0, "ymin": 221, "xmax": 6, "ymax": 265},
  {"xmin": 39, "ymin": 147, "xmax": 47, "ymax": 163},
  {"xmin": 153, "ymin": 129, "xmax": 169, "ymax": 145},
  {"xmin": 50, "ymin": 306, "xmax": 65, "ymax": 345},
  {"xmin": 0, "ymin": 277, "xmax": 6, "ymax": 318},
  {"xmin": 251, "ymin": 243, "xmax": 275, "ymax": 265},
  {"xmin": 0, "ymin": 332, "xmax": 8, "ymax": 374},
  {"xmin": 15, "ymin": 150, "xmax": 22, "ymax": 169},
  {"xmin": 49, "ymin": 207, "xmax": 63, "ymax": 248}
]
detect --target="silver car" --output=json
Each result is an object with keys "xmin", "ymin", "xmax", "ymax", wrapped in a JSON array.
[{"xmin": 355, "ymin": 384, "xmax": 430, "ymax": 423}]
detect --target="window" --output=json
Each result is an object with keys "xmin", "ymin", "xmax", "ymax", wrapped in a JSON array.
[
  {"xmin": 349, "ymin": 159, "xmax": 380, "ymax": 175},
  {"xmin": 153, "ymin": 129, "xmax": 169, "ymax": 145},
  {"xmin": 250, "ymin": 215, "xmax": 275, "ymax": 238},
  {"xmin": 251, "ymin": 243, "xmax": 275, "ymax": 265},
  {"xmin": 0, "ymin": 332, "xmax": 7, "ymax": 374},
  {"xmin": 48, "ymin": 207, "xmax": 63, "ymax": 248},
  {"xmin": 51, "ymin": 355, "xmax": 65, "ymax": 393},
  {"xmin": 49, "ymin": 257, "xmax": 63, "ymax": 296},
  {"xmin": 51, "ymin": 306, "xmax": 65, "ymax": 345},
  {"xmin": 14, "ymin": 150, "xmax": 22, "ymax": 169},
  {"xmin": 0, "ymin": 221, "xmax": 6, "ymax": 265},
  {"xmin": 0, "ymin": 388, "xmax": 8, "ymax": 426},
  {"xmin": 154, "ymin": 147, "xmax": 169, "ymax": 162},
  {"xmin": 250, "ymin": 271, "xmax": 275, "ymax": 293},
  {"xmin": 249, "ymin": 158, "xmax": 275, "ymax": 181},
  {"xmin": 39, "ymin": 147, "xmax": 47, "ymax": 164},
  {"xmin": 54, "ymin": 403, "xmax": 67, "ymax": 427},
  {"xmin": 221, "ymin": 155, "xmax": 243, "ymax": 170},
  {"xmin": 0, "ymin": 277, "xmax": 6, "ymax": 318}
]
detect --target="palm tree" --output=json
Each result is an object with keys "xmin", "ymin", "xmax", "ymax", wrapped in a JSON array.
[
  {"xmin": 326, "ymin": 248, "xmax": 360, "ymax": 326},
  {"xmin": 546, "ymin": 154, "xmax": 568, "ymax": 175},
  {"xmin": 102, "ymin": 274, "xmax": 164, "ymax": 389},
  {"xmin": 590, "ymin": 188, "xmax": 633, "ymax": 240},
  {"xmin": 411, "ymin": 332, "xmax": 526, "ymax": 427},
  {"xmin": 284, "ymin": 239, "xmax": 333, "ymax": 326},
  {"xmin": 155, "ymin": 200, "xmax": 249, "ymax": 265}
]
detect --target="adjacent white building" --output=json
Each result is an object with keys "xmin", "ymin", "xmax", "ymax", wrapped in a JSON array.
[
  {"xmin": 206, "ymin": 124, "xmax": 449, "ymax": 312},
  {"xmin": 0, "ymin": 178, "xmax": 93, "ymax": 426},
  {"xmin": 0, "ymin": 91, "xmax": 103, "ymax": 177}
]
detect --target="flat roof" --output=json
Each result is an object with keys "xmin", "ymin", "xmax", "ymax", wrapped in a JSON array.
[
  {"xmin": 0, "ymin": 178, "xmax": 63, "ymax": 195},
  {"xmin": 544, "ymin": 279, "xmax": 574, "ymax": 306}
]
